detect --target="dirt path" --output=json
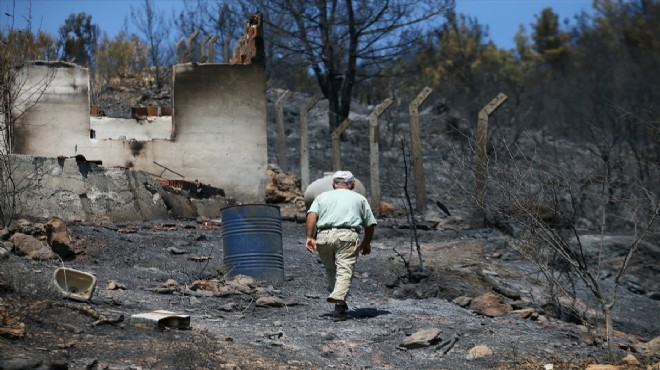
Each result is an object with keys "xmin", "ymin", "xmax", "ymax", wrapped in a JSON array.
[{"xmin": 1, "ymin": 219, "xmax": 657, "ymax": 369}]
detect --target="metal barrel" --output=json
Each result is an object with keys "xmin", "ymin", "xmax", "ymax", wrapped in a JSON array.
[{"xmin": 221, "ymin": 204, "xmax": 283, "ymax": 282}]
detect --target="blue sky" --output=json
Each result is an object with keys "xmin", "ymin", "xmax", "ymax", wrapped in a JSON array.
[{"xmin": 1, "ymin": 0, "xmax": 594, "ymax": 50}]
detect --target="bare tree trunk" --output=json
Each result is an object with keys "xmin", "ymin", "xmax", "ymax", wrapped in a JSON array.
[{"xmin": 604, "ymin": 303, "xmax": 616, "ymax": 361}]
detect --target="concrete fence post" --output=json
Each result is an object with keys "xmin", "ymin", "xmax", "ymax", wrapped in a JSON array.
[
  {"xmin": 369, "ymin": 98, "xmax": 393, "ymax": 213},
  {"xmin": 475, "ymin": 92, "xmax": 508, "ymax": 225},
  {"xmin": 275, "ymin": 90, "xmax": 291, "ymax": 171},
  {"xmin": 201, "ymin": 35, "xmax": 211, "ymax": 62},
  {"xmin": 409, "ymin": 87, "xmax": 432, "ymax": 213},
  {"xmin": 187, "ymin": 31, "xmax": 199, "ymax": 63},
  {"xmin": 222, "ymin": 37, "xmax": 232, "ymax": 63},
  {"xmin": 331, "ymin": 118, "xmax": 353, "ymax": 171},
  {"xmin": 175, "ymin": 37, "xmax": 186, "ymax": 63},
  {"xmin": 300, "ymin": 95, "xmax": 322, "ymax": 191},
  {"xmin": 207, "ymin": 35, "xmax": 218, "ymax": 62}
]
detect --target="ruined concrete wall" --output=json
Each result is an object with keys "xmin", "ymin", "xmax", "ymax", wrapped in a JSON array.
[
  {"xmin": 11, "ymin": 154, "xmax": 169, "ymax": 221},
  {"xmin": 90, "ymin": 117, "xmax": 172, "ymax": 140},
  {"xmin": 13, "ymin": 62, "xmax": 267, "ymax": 203},
  {"xmin": 172, "ymin": 64, "xmax": 268, "ymax": 201},
  {"xmin": 12, "ymin": 63, "xmax": 90, "ymax": 156}
]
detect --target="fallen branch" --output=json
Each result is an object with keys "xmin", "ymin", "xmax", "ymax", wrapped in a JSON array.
[
  {"xmin": 30, "ymin": 300, "xmax": 100, "ymax": 318},
  {"xmin": 435, "ymin": 334, "xmax": 459, "ymax": 355},
  {"xmin": 92, "ymin": 314, "xmax": 124, "ymax": 327},
  {"xmin": 29, "ymin": 300, "xmax": 124, "ymax": 327}
]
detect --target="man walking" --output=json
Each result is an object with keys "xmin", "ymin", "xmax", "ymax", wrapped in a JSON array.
[{"xmin": 305, "ymin": 170, "xmax": 377, "ymax": 318}]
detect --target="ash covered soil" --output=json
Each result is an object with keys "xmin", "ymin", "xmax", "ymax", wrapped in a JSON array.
[{"xmin": 1, "ymin": 217, "xmax": 659, "ymax": 369}]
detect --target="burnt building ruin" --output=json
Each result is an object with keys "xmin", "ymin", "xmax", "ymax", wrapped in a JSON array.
[{"xmin": 11, "ymin": 14, "xmax": 267, "ymax": 203}]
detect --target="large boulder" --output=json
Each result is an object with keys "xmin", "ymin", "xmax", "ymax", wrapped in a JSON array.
[
  {"xmin": 10, "ymin": 233, "xmax": 54, "ymax": 260},
  {"xmin": 303, "ymin": 171, "xmax": 366, "ymax": 210},
  {"xmin": 469, "ymin": 292, "xmax": 512, "ymax": 317},
  {"xmin": 45, "ymin": 218, "xmax": 76, "ymax": 260},
  {"xmin": 265, "ymin": 164, "xmax": 305, "ymax": 219}
]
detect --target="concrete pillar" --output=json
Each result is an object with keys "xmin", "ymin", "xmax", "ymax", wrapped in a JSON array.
[
  {"xmin": 409, "ymin": 87, "xmax": 432, "ymax": 213},
  {"xmin": 369, "ymin": 98, "xmax": 393, "ymax": 213},
  {"xmin": 475, "ymin": 92, "xmax": 508, "ymax": 226},
  {"xmin": 300, "ymin": 95, "xmax": 322, "ymax": 191},
  {"xmin": 332, "ymin": 118, "xmax": 353, "ymax": 171},
  {"xmin": 275, "ymin": 90, "xmax": 291, "ymax": 171}
]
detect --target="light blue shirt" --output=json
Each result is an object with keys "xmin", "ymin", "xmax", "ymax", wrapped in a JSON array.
[{"xmin": 308, "ymin": 189, "xmax": 377, "ymax": 233}]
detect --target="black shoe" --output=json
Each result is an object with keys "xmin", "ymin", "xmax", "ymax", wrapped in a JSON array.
[{"xmin": 334, "ymin": 303, "xmax": 349, "ymax": 317}]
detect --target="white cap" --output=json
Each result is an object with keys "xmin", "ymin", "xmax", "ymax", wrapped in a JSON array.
[{"xmin": 333, "ymin": 170, "xmax": 355, "ymax": 183}]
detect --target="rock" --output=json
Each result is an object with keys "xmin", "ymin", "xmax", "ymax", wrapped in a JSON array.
[
  {"xmin": 158, "ymin": 187, "xmax": 198, "ymax": 218},
  {"xmin": 0, "ymin": 357, "xmax": 42, "ymax": 370},
  {"xmin": 265, "ymin": 164, "xmax": 306, "ymax": 220},
  {"xmin": 189, "ymin": 279, "xmax": 219, "ymax": 293},
  {"xmin": 216, "ymin": 285, "xmax": 243, "ymax": 297},
  {"xmin": 466, "ymin": 345, "xmax": 493, "ymax": 360},
  {"xmin": 10, "ymin": 233, "xmax": 54, "ymax": 260},
  {"xmin": 634, "ymin": 336, "xmax": 660, "ymax": 357},
  {"xmin": 0, "ymin": 305, "xmax": 25, "ymax": 339},
  {"xmin": 106, "ymin": 280, "xmax": 127, "ymax": 290},
  {"xmin": 226, "ymin": 280, "xmax": 253, "ymax": 295},
  {"xmin": 378, "ymin": 201, "xmax": 400, "ymax": 217},
  {"xmin": 50, "ymin": 359, "xmax": 69, "ymax": 369},
  {"xmin": 219, "ymin": 302, "xmax": 238, "ymax": 311},
  {"xmin": 452, "ymin": 296, "xmax": 472, "ymax": 307},
  {"xmin": 266, "ymin": 164, "xmax": 303, "ymax": 204},
  {"xmin": 0, "ymin": 245, "xmax": 9, "ymax": 259},
  {"xmin": 1, "ymin": 241, "xmax": 13, "ymax": 252},
  {"xmin": 469, "ymin": 293, "xmax": 512, "ymax": 317},
  {"xmin": 646, "ymin": 291, "xmax": 660, "ymax": 300},
  {"xmin": 253, "ymin": 286, "xmax": 274, "ymax": 298},
  {"xmin": 0, "ymin": 228, "xmax": 10, "ymax": 240},
  {"xmin": 627, "ymin": 282, "xmax": 645, "ymax": 295},
  {"xmin": 584, "ymin": 365, "xmax": 621, "ymax": 370},
  {"xmin": 621, "ymin": 354, "xmax": 640, "ymax": 365},
  {"xmin": 401, "ymin": 328, "xmax": 442, "ymax": 349},
  {"xmin": 256, "ymin": 296, "xmax": 286, "ymax": 307},
  {"xmin": 45, "ymin": 218, "xmax": 76, "ymax": 260},
  {"xmin": 510, "ymin": 299, "xmax": 531, "ymax": 309},
  {"xmin": 167, "ymin": 247, "xmax": 188, "ymax": 254},
  {"xmin": 101, "ymin": 222, "xmax": 119, "ymax": 231},
  {"xmin": 15, "ymin": 219, "xmax": 34, "ymax": 234},
  {"xmin": 231, "ymin": 274, "xmax": 257, "ymax": 288},
  {"xmin": 511, "ymin": 308, "xmax": 536, "ymax": 319},
  {"xmin": 436, "ymin": 216, "xmax": 467, "ymax": 231}
]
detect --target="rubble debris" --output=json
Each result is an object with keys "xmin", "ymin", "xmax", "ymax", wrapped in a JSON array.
[
  {"xmin": 400, "ymin": 328, "xmax": 442, "ymax": 349},
  {"xmin": 53, "ymin": 268, "xmax": 97, "ymax": 301},
  {"xmin": 230, "ymin": 12, "xmax": 264, "ymax": 65},
  {"xmin": 130, "ymin": 310, "xmax": 191, "ymax": 330},
  {"xmin": 466, "ymin": 345, "xmax": 493, "ymax": 360},
  {"xmin": 106, "ymin": 280, "xmax": 127, "ymax": 290}
]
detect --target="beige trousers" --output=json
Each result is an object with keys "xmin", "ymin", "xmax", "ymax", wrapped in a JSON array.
[{"xmin": 316, "ymin": 229, "xmax": 361, "ymax": 303}]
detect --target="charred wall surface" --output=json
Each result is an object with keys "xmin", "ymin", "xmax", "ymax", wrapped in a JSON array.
[{"xmin": 10, "ymin": 154, "xmax": 170, "ymax": 221}]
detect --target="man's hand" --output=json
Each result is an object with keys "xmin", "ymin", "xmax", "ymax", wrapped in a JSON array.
[
  {"xmin": 360, "ymin": 241, "xmax": 371, "ymax": 255},
  {"xmin": 306, "ymin": 212, "xmax": 318, "ymax": 254},
  {"xmin": 306, "ymin": 237, "xmax": 317, "ymax": 254}
]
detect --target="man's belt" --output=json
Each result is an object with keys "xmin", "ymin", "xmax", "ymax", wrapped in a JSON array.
[{"xmin": 318, "ymin": 226, "xmax": 357, "ymax": 232}]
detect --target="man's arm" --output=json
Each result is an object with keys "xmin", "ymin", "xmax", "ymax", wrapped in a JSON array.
[
  {"xmin": 305, "ymin": 212, "xmax": 318, "ymax": 253},
  {"xmin": 359, "ymin": 224, "xmax": 375, "ymax": 255}
]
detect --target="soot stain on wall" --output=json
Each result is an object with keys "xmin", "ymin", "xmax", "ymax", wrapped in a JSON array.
[{"xmin": 129, "ymin": 141, "xmax": 145, "ymax": 156}]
